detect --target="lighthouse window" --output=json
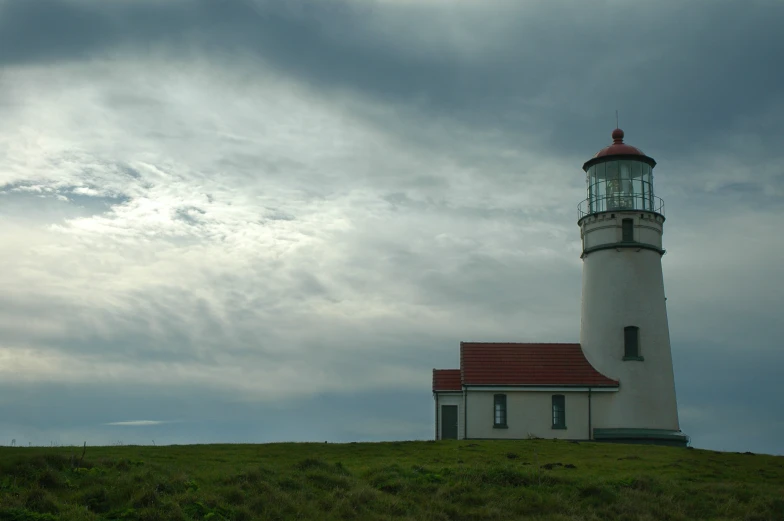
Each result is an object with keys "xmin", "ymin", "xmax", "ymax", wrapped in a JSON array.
[
  {"xmin": 552, "ymin": 395, "xmax": 566, "ymax": 429},
  {"xmin": 622, "ymin": 219, "xmax": 634, "ymax": 242},
  {"xmin": 606, "ymin": 161, "xmax": 619, "ymax": 182},
  {"xmin": 624, "ymin": 326, "xmax": 643, "ymax": 360},
  {"xmin": 493, "ymin": 394, "xmax": 507, "ymax": 428}
]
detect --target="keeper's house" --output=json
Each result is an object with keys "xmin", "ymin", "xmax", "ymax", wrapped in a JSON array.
[{"xmin": 433, "ymin": 342, "xmax": 627, "ymax": 442}]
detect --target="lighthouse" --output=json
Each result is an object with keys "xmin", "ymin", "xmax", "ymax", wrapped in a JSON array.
[
  {"xmin": 577, "ymin": 128, "xmax": 688, "ymax": 445},
  {"xmin": 431, "ymin": 128, "xmax": 688, "ymax": 446}
]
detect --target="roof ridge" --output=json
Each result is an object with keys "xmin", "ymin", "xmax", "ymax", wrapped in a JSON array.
[{"xmin": 460, "ymin": 342, "xmax": 581, "ymax": 346}]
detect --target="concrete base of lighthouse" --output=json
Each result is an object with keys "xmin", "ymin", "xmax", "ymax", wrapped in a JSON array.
[{"xmin": 593, "ymin": 428, "xmax": 689, "ymax": 447}]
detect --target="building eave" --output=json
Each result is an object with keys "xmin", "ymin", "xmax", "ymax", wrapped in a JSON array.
[{"xmin": 464, "ymin": 385, "xmax": 619, "ymax": 392}]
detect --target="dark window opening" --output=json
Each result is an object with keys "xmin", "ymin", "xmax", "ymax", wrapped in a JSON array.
[
  {"xmin": 622, "ymin": 219, "xmax": 634, "ymax": 242},
  {"xmin": 624, "ymin": 326, "xmax": 642, "ymax": 360},
  {"xmin": 552, "ymin": 395, "xmax": 566, "ymax": 429},
  {"xmin": 494, "ymin": 394, "xmax": 507, "ymax": 428}
]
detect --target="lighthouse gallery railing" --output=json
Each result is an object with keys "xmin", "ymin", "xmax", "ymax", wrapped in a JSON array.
[{"xmin": 578, "ymin": 195, "xmax": 665, "ymax": 221}]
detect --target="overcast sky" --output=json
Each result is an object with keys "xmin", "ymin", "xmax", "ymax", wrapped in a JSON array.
[{"xmin": 1, "ymin": 0, "xmax": 782, "ymax": 455}]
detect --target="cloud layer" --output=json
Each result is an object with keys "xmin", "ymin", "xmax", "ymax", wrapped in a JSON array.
[{"xmin": 0, "ymin": 0, "xmax": 782, "ymax": 454}]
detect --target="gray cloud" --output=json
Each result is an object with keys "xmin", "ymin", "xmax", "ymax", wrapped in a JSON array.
[
  {"xmin": 0, "ymin": 383, "xmax": 433, "ymax": 446},
  {"xmin": 0, "ymin": 0, "xmax": 782, "ymax": 454},
  {"xmin": 104, "ymin": 421, "xmax": 170, "ymax": 426},
  {"xmin": 2, "ymin": 0, "xmax": 783, "ymax": 158},
  {"xmin": 675, "ymin": 344, "xmax": 784, "ymax": 456}
]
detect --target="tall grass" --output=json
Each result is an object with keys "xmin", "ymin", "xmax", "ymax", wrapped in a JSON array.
[{"xmin": 0, "ymin": 440, "xmax": 782, "ymax": 520}]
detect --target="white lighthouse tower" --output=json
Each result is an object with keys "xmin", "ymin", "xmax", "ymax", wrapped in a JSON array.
[{"xmin": 578, "ymin": 128, "xmax": 688, "ymax": 446}]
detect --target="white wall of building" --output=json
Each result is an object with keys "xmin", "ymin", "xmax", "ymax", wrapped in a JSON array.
[
  {"xmin": 464, "ymin": 390, "xmax": 606, "ymax": 440},
  {"xmin": 434, "ymin": 392, "xmax": 464, "ymax": 440},
  {"xmin": 579, "ymin": 212, "xmax": 681, "ymax": 431}
]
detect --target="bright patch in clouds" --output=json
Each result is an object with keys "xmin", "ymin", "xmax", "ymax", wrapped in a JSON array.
[{"xmin": 0, "ymin": 55, "xmax": 582, "ymax": 404}]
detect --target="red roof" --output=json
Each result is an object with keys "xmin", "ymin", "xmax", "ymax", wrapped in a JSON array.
[
  {"xmin": 592, "ymin": 128, "xmax": 646, "ymax": 158},
  {"xmin": 582, "ymin": 128, "xmax": 656, "ymax": 172},
  {"xmin": 459, "ymin": 342, "xmax": 618, "ymax": 387},
  {"xmin": 432, "ymin": 369, "xmax": 461, "ymax": 392}
]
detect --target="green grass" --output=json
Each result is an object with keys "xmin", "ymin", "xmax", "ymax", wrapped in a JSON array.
[{"xmin": 1, "ymin": 440, "xmax": 782, "ymax": 520}]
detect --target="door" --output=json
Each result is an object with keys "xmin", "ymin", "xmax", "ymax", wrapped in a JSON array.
[{"xmin": 441, "ymin": 405, "xmax": 458, "ymax": 440}]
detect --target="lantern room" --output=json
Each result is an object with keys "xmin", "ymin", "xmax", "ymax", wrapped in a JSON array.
[{"xmin": 578, "ymin": 129, "xmax": 664, "ymax": 220}]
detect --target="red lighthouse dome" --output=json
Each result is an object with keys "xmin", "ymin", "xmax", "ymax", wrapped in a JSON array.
[
  {"xmin": 594, "ymin": 128, "xmax": 646, "ymax": 158},
  {"xmin": 582, "ymin": 128, "xmax": 656, "ymax": 171}
]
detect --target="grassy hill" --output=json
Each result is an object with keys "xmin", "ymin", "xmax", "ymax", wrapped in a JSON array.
[{"xmin": 0, "ymin": 440, "xmax": 782, "ymax": 521}]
